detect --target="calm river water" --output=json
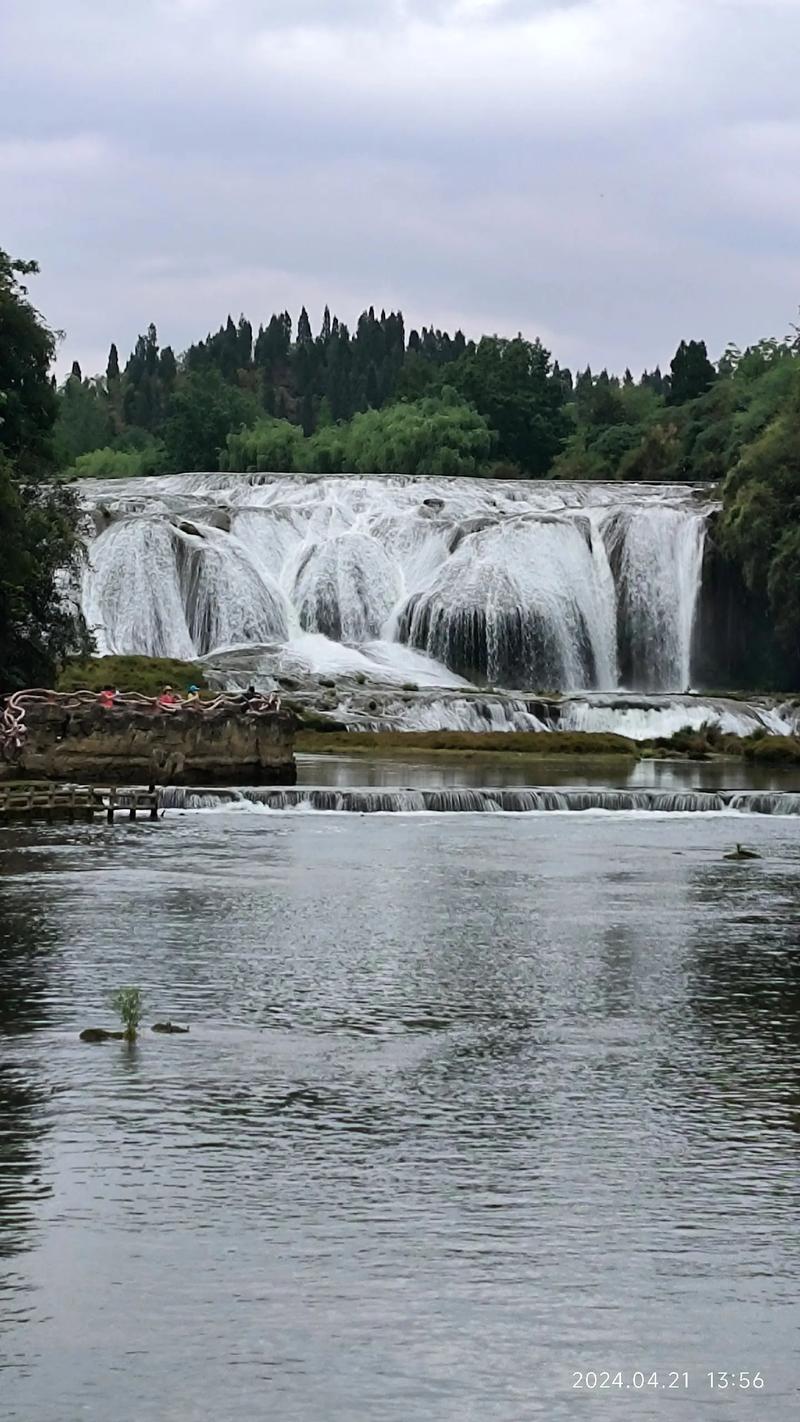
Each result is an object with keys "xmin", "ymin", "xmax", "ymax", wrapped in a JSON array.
[{"xmin": 1, "ymin": 794, "xmax": 799, "ymax": 1419}]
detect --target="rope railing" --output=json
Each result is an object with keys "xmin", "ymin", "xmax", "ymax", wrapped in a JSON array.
[{"xmin": 1, "ymin": 687, "xmax": 284, "ymax": 762}]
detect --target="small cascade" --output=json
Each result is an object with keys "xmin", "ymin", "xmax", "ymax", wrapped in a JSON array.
[
  {"xmin": 605, "ymin": 503, "xmax": 707, "ymax": 691},
  {"xmin": 727, "ymin": 792, "xmax": 800, "ymax": 815},
  {"xmin": 82, "ymin": 519, "xmax": 195, "ymax": 659},
  {"xmin": 557, "ymin": 695, "xmax": 795, "ymax": 739},
  {"xmin": 396, "ymin": 516, "xmax": 617, "ymax": 689},
  {"xmin": 292, "ymin": 532, "xmax": 403, "ymax": 641},
  {"xmin": 334, "ymin": 695, "xmax": 548, "ymax": 732},
  {"xmin": 177, "ymin": 527, "xmax": 290, "ymax": 654},
  {"xmin": 159, "ymin": 786, "xmax": 800, "ymax": 816}
]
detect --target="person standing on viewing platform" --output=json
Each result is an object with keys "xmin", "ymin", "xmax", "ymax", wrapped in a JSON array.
[
  {"xmin": 157, "ymin": 685, "xmax": 179, "ymax": 709},
  {"xmin": 98, "ymin": 685, "xmax": 118, "ymax": 709}
]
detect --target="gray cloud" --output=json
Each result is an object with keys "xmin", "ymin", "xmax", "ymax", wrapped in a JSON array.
[{"xmin": 2, "ymin": 0, "xmax": 799, "ymax": 377}]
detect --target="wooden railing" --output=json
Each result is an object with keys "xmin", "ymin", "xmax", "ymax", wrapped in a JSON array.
[{"xmin": 0, "ymin": 785, "xmax": 160, "ymax": 823}]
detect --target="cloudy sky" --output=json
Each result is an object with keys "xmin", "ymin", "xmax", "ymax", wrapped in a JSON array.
[{"xmin": 2, "ymin": 0, "xmax": 799, "ymax": 377}]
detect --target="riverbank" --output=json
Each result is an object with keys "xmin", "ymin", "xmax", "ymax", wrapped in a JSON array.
[
  {"xmin": 297, "ymin": 728, "xmax": 800, "ymax": 764},
  {"xmin": 296, "ymin": 729, "xmax": 639, "ymax": 760}
]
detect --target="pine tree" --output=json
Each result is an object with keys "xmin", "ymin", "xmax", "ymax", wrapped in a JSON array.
[
  {"xmin": 668, "ymin": 340, "xmax": 715, "ymax": 404},
  {"xmin": 70, "ymin": 360, "xmax": 82, "ymax": 382},
  {"xmin": 144, "ymin": 324, "xmax": 159, "ymax": 376},
  {"xmin": 106, "ymin": 343, "xmax": 120, "ymax": 383},
  {"xmin": 297, "ymin": 307, "xmax": 313, "ymax": 345},
  {"xmin": 159, "ymin": 345, "xmax": 177, "ymax": 392},
  {"xmin": 237, "ymin": 317, "xmax": 253, "ymax": 368}
]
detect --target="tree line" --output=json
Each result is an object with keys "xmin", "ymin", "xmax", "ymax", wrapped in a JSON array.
[{"xmin": 55, "ymin": 306, "xmax": 572, "ymax": 479}]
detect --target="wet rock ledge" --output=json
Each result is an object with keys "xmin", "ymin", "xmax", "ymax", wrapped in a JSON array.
[{"xmin": 1, "ymin": 696, "xmax": 297, "ymax": 786}]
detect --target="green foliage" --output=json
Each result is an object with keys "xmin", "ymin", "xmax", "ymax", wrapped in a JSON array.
[
  {"xmin": 222, "ymin": 393, "xmax": 493, "ymax": 477},
  {"xmin": 617, "ymin": 422, "xmax": 681, "ymax": 481},
  {"xmin": 223, "ymin": 416, "xmax": 304, "ymax": 473},
  {"xmin": 444, "ymin": 336, "xmax": 569, "ymax": 474},
  {"xmin": 65, "ymin": 441, "xmax": 165, "ymax": 481},
  {"xmin": 742, "ymin": 735, "xmax": 800, "ymax": 764},
  {"xmin": 296, "ymin": 729, "xmax": 638, "ymax": 756},
  {"xmin": 53, "ymin": 375, "xmax": 115, "ymax": 466},
  {"xmin": 58, "ymin": 655, "xmax": 208, "ymax": 696},
  {"xmin": 720, "ymin": 381, "xmax": 800, "ymax": 666},
  {"xmin": 0, "ymin": 250, "xmax": 89, "ymax": 690},
  {"xmin": 163, "ymin": 367, "xmax": 260, "ymax": 473},
  {"xmin": 0, "ymin": 457, "xmax": 89, "ymax": 688},
  {"xmin": 341, "ymin": 391, "xmax": 493, "ymax": 476},
  {"xmin": 0, "ymin": 251, "xmax": 58, "ymax": 477},
  {"xmin": 110, "ymin": 986, "xmax": 143, "ymax": 1041},
  {"xmin": 668, "ymin": 339, "xmax": 716, "ymax": 405}
]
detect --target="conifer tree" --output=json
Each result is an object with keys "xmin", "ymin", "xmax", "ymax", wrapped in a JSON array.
[{"xmin": 668, "ymin": 340, "xmax": 715, "ymax": 404}]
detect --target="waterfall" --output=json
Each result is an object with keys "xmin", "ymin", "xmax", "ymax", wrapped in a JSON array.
[
  {"xmin": 79, "ymin": 475, "xmax": 712, "ymax": 703},
  {"xmin": 605, "ymin": 503, "xmax": 707, "ymax": 691},
  {"xmin": 292, "ymin": 532, "xmax": 403, "ymax": 641},
  {"xmin": 396, "ymin": 515, "xmax": 617, "ymax": 689},
  {"xmin": 160, "ymin": 786, "xmax": 800, "ymax": 816},
  {"xmin": 82, "ymin": 519, "xmax": 196, "ymax": 660}
]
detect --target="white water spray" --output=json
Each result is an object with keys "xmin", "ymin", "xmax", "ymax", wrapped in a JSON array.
[{"xmin": 80, "ymin": 473, "xmax": 710, "ymax": 699}]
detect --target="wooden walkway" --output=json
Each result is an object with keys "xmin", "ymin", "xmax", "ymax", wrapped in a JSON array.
[{"xmin": 0, "ymin": 786, "xmax": 159, "ymax": 823}]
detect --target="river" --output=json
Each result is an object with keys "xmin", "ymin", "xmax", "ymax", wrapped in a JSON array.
[{"xmin": 1, "ymin": 783, "xmax": 799, "ymax": 1419}]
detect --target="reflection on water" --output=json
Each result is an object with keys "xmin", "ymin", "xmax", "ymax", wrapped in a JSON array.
[
  {"xmin": 1, "ymin": 812, "xmax": 799, "ymax": 1420},
  {"xmin": 297, "ymin": 751, "xmax": 800, "ymax": 792}
]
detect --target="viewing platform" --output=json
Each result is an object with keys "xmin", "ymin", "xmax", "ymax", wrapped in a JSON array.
[
  {"xmin": 0, "ymin": 785, "xmax": 159, "ymax": 822},
  {"xmin": 0, "ymin": 689, "xmax": 297, "ymax": 787}
]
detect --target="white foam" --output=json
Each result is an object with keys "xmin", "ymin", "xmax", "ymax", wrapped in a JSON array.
[{"xmin": 78, "ymin": 472, "xmax": 719, "ymax": 711}]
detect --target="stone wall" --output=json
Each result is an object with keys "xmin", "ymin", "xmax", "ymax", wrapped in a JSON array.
[{"xmin": 1, "ymin": 701, "xmax": 296, "ymax": 786}]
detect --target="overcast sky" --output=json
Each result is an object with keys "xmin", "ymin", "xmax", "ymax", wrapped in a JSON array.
[{"xmin": 2, "ymin": 0, "xmax": 799, "ymax": 378}]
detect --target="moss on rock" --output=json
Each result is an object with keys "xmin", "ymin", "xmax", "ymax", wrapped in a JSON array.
[{"xmin": 58, "ymin": 655, "xmax": 209, "ymax": 698}]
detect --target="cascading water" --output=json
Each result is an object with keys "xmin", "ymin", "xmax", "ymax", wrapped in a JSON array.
[
  {"xmin": 397, "ymin": 514, "xmax": 617, "ymax": 689},
  {"xmin": 605, "ymin": 503, "xmax": 707, "ymax": 691},
  {"xmin": 160, "ymin": 786, "xmax": 800, "ymax": 816},
  {"xmin": 76, "ymin": 471, "xmax": 767, "ymax": 732}
]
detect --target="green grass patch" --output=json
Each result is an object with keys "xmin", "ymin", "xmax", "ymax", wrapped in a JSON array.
[
  {"xmin": 297, "ymin": 729, "xmax": 639, "ymax": 758},
  {"xmin": 742, "ymin": 735, "xmax": 800, "ymax": 764},
  {"xmin": 57, "ymin": 656, "xmax": 209, "ymax": 698}
]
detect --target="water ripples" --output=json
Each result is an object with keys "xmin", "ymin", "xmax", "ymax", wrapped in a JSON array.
[{"xmin": 1, "ymin": 814, "xmax": 799, "ymax": 1419}]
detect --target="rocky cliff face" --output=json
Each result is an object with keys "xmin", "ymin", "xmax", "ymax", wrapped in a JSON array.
[{"xmin": 3, "ymin": 702, "xmax": 296, "ymax": 786}]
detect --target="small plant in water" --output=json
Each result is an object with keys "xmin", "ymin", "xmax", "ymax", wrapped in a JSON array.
[{"xmin": 110, "ymin": 986, "xmax": 143, "ymax": 1041}]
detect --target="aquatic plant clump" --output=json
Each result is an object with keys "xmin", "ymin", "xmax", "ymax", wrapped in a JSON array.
[{"xmin": 110, "ymin": 986, "xmax": 143, "ymax": 1040}]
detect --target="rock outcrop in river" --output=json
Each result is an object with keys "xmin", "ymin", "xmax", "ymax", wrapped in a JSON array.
[{"xmin": 1, "ymin": 698, "xmax": 296, "ymax": 786}]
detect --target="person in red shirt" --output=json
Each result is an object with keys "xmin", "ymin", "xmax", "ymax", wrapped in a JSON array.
[
  {"xmin": 98, "ymin": 686, "xmax": 117, "ymax": 709},
  {"xmin": 157, "ymin": 685, "xmax": 179, "ymax": 709}
]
